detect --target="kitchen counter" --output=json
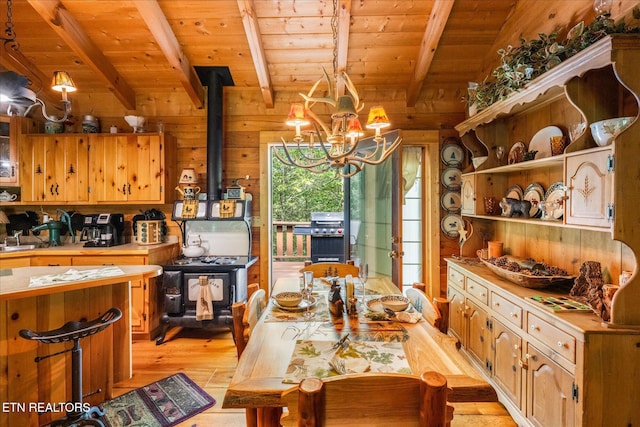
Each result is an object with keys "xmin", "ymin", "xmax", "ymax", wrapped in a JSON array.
[
  {"xmin": 0, "ymin": 264, "xmax": 163, "ymax": 426},
  {"xmin": 0, "ymin": 241, "xmax": 179, "ymax": 259}
]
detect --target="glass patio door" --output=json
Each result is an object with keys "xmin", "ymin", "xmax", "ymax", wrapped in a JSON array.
[{"xmin": 349, "ymin": 143, "xmax": 401, "ymax": 286}]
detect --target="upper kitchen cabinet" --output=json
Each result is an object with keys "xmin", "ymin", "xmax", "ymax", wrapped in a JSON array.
[
  {"xmin": 92, "ymin": 133, "xmax": 177, "ymax": 204},
  {"xmin": 0, "ymin": 116, "xmax": 39, "ymax": 186},
  {"xmin": 20, "ymin": 134, "xmax": 90, "ymax": 203}
]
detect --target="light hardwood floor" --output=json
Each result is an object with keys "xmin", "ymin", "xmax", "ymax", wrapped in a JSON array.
[{"xmin": 113, "ymin": 327, "xmax": 517, "ymax": 427}]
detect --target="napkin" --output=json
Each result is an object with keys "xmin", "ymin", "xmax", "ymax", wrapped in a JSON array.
[{"xmin": 393, "ymin": 311, "xmax": 423, "ymax": 323}]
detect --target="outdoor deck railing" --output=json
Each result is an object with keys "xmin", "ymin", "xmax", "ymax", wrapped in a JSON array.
[{"xmin": 273, "ymin": 221, "xmax": 310, "ymax": 261}]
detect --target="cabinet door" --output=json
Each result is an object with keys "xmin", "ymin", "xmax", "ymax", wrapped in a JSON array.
[
  {"xmin": 466, "ymin": 299, "xmax": 489, "ymax": 369},
  {"xmin": 493, "ymin": 319, "xmax": 523, "ymax": 409},
  {"xmin": 447, "ymin": 285, "xmax": 465, "ymax": 344},
  {"xmin": 127, "ymin": 134, "xmax": 163, "ymax": 202},
  {"xmin": 22, "ymin": 135, "xmax": 89, "ymax": 202},
  {"xmin": 565, "ymin": 147, "xmax": 613, "ymax": 228},
  {"xmin": 526, "ymin": 343, "xmax": 576, "ymax": 427},
  {"xmin": 93, "ymin": 134, "xmax": 164, "ymax": 202},
  {"xmin": 93, "ymin": 135, "xmax": 129, "ymax": 202},
  {"xmin": 62, "ymin": 135, "xmax": 90, "ymax": 202},
  {"xmin": 0, "ymin": 117, "xmax": 17, "ymax": 184},
  {"xmin": 461, "ymin": 175, "xmax": 476, "ymax": 215},
  {"xmin": 130, "ymin": 279, "xmax": 145, "ymax": 332}
]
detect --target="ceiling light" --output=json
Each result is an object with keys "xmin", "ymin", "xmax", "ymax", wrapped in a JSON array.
[
  {"xmin": 274, "ymin": 0, "xmax": 401, "ymax": 178},
  {"xmin": 0, "ymin": 0, "xmax": 76, "ymax": 122}
]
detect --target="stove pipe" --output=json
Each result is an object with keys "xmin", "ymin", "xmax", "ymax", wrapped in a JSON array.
[{"xmin": 195, "ymin": 66, "xmax": 234, "ymax": 201}]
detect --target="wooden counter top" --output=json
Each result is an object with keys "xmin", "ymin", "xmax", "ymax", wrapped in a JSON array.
[
  {"xmin": 0, "ymin": 264, "xmax": 163, "ymax": 300},
  {"xmin": 0, "ymin": 241, "xmax": 179, "ymax": 259}
]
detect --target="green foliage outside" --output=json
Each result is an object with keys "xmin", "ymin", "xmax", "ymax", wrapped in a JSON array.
[{"xmin": 271, "ymin": 147, "xmax": 344, "ymax": 222}]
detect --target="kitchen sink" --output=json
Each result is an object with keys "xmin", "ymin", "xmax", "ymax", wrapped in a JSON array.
[{"xmin": 0, "ymin": 244, "xmax": 37, "ymax": 252}]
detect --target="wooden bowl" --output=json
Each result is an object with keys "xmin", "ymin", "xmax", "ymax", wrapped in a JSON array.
[
  {"xmin": 274, "ymin": 292, "xmax": 303, "ymax": 307},
  {"xmin": 380, "ymin": 295, "xmax": 410, "ymax": 312}
]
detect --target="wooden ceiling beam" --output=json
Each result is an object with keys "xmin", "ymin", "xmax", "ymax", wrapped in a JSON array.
[
  {"xmin": 27, "ymin": 0, "xmax": 137, "ymax": 110},
  {"xmin": 335, "ymin": 0, "xmax": 351, "ymax": 96},
  {"xmin": 406, "ymin": 0, "xmax": 455, "ymax": 107},
  {"xmin": 237, "ymin": 0, "xmax": 274, "ymax": 108},
  {"xmin": 133, "ymin": 0, "xmax": 205, "ymax": 109}
]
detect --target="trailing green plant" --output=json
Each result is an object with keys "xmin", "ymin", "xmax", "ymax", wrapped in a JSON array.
[{"xmin": 468, "ymin": 10, "xmax": 640, "ymax": 112}]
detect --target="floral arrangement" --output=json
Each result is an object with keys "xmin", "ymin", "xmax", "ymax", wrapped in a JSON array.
[{"xmin": 468, "ymin": 10, "xmax": 640, "ymax": 111}]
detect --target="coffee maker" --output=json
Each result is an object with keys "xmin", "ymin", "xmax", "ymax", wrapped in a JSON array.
[{"xmin": 81, "ymin": 213, "xmax": 125, "ymax": 247}]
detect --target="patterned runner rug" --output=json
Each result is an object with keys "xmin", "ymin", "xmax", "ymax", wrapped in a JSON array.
[{"xmin": 100, "ymin": 373, "xmax": 216, "ymax": 427}]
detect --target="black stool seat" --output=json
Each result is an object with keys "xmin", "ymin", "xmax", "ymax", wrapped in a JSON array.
[
  {"xmin": 19, "ymin": 307, "xmax": 122, "ymax": 427},
  {"xmin": 20, "ymin": 307, "xmax": 122, "ymax": 343}
]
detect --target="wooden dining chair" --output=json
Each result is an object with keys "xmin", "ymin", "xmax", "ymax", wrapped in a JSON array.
[
  {"xmin": 231, "ymin": 283, "xmax": 265, "ymax": 358},
  {"xmin": 280, "ymin": 371, "xmax": 454, "ymax": 427},
  {"xmin": 231, "ymin": 283, "xmax": 268, "ymax": 427},
  {"xmin": 299, "ymin": 262, "xmax": 359, "ymax": 278},
  {"xmin": 405, "ymin": 284, "xmax": 450, "ymax": 334}
]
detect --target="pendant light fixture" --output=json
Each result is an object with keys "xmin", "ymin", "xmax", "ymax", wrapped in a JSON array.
[{"xmin": 275, "ymin": 0, "xmax": 401, "ymax": 177}]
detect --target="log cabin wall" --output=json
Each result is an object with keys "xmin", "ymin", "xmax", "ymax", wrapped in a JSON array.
[
  {"xmin": 2, "ymin": 1, "xmax": 637, "ymax": 294},
  {"xmin": 4, "ymin": 83, "xmax": 465, "ymax": 288}
]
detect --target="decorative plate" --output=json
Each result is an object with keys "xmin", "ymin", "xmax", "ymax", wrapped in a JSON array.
[
  {"xmin": 441, "ymin": 167, "xmax": 462, "ymax": 190},
  {"xmin": 545, "ymin": 182, "xmax": 566, "ymax": 220},
  {"xmin": 440, "ymin": 191, "xmax": 461, "ymax": 212},
  {"xmin": 508, "ymin": 142, "xmax": 526, "ymax": 164},
  {"xmin": 523, "ymin": 183, "xmax": 545, "ymax": 218},
  {"xmin": 440, "ymin": 139, "xmax": 465, "ymax": 166},
  {"xmin": 506, "ymin": 184, "xmax": 524, "ymax": 200},
  {"xmin": 529, "ymin": 126, "xmax": 562, "ymax": 159},
  {"xmin": 272, "ymin": 296, "xmax": 317, "ymax": 312},
  {"xmin": 441, "ymin": 213, "xmax": 463, "ymax": 238}
]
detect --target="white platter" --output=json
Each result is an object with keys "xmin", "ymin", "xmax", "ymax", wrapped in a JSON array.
[{"xmin": 529, "ymin": 126, "xmax": 562, "ymax": 159}]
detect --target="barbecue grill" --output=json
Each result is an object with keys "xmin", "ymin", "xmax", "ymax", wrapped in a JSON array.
[{"xmin": 294, "ymin": 212, "xmax": 346, "ymax": 263}]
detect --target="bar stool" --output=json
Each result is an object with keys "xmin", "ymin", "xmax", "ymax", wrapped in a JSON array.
[{"xmin": 19, "ymin": 307, "xmax": 122, "ymax": 427}]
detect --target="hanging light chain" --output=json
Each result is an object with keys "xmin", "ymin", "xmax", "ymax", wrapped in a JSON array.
[
  {"xmin": 331, "ymin": 0, "xmax": 339, "ymax": 96},
  {"xmin": 2, "ymin": 0, "xmax": 20, "ymax": 50}
]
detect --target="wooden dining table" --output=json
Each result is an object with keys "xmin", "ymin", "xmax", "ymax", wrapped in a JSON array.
[{"xmin": 222, "ymin": 276, "xmax": 496, "ymax": 426}]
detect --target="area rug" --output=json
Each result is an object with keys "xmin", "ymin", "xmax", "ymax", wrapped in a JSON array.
[{"xmin": 100, "ymin": 373, "xmax": 216, "ymax": 427}]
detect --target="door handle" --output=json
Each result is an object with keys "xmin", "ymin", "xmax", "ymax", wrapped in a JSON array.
[{"xmin": 388, "ymin": 250, "xmax": 404, "ymax": 259}]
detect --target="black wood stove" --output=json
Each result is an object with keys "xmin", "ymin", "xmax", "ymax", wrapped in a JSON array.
[{"xmin": 156, "ymin": 198, "xmax": 257, "ymax": 344}]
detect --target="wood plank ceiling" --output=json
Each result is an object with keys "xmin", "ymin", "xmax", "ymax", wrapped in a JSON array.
[{"xmin": 0, "ymin": 0, "xmax": 635, "ymax": 125}]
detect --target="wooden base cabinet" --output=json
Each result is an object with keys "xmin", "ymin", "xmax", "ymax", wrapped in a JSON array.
[{"xmin": 447, "ymin": 260, "xmax": 640, "ymax": 427}]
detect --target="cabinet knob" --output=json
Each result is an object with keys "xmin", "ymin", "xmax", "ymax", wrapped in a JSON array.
[
  {"xmin": 510, "ymin": 312, "xmax": 518, "ymax": 318},
  {"xmin": 530, "ymin": 324, "xmax": 540, "ymax": 332},
  {"xmin": 513, "ymin": 344, "xmax": 519, "ymax": 350},
  {"xmin": 557, "ymin": 341, "xmax": 568, "ymax": 349},
  {"xmin": 494, "ymin": 301, "xmax": 500, "ymax": 307}
]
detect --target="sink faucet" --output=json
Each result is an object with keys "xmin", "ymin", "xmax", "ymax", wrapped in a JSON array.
[{"xmin": 4, "ymin": 231, "xmax": 21, "ymax": 246}]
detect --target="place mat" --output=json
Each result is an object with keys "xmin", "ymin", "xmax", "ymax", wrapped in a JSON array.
[
  {"xmin": 29, "ymin": 267, "xmax": 126, "ymax": 287},
  {"xmin": 264, "ymin": 293, "xmax": 331, "ymax": 322},
  {"xmin": 282, "ymin": 338, "xmax": 411, "ymax": 384},
  {"xmin": 99, "ymin": 373, "xmax": 215, "ymax": 427}
]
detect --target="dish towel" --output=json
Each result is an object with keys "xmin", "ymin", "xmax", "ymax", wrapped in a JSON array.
[{"xmin": 196, "ymin": 276, "xmax": 214, "ymax": 320}]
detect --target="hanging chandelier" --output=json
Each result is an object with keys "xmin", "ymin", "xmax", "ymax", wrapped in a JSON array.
[
  {"xmin": 274, "ymin": 0, "xmax": 401, "ymax": 178},
  {"xmin": 0, "ymin": 0, "xmax": 76, "ymax": 122}
]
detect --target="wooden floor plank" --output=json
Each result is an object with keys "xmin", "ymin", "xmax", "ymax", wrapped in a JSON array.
[{"xmin": 113, "ymin": 328, "xmax": 517, "ymax": 426}]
